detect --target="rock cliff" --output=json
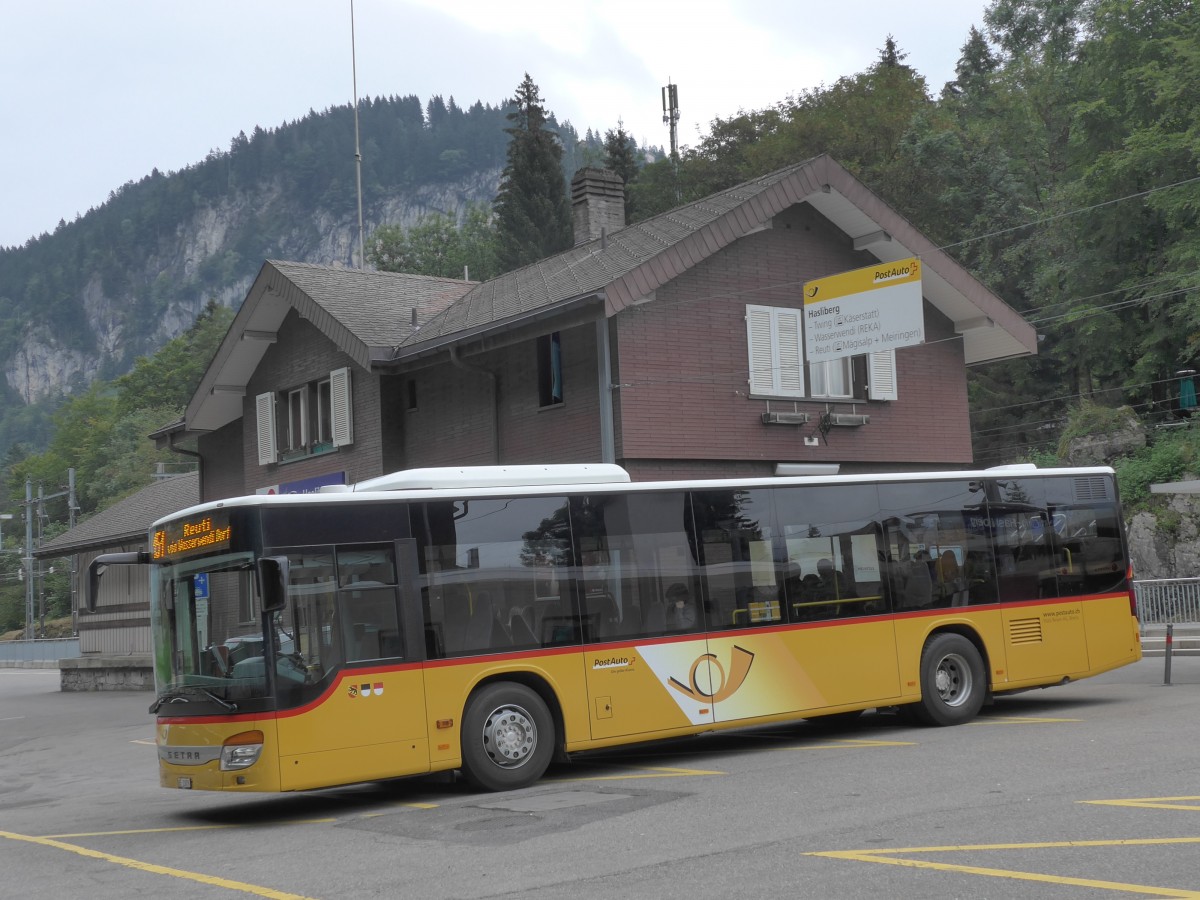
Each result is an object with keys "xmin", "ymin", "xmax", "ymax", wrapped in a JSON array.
[{"xmin": 3, "ymin": 170, "xmax": 501, "ymax": 404}]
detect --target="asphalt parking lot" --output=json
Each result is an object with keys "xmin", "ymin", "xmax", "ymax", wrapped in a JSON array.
[{"xmin": 2, "ymin": 656, "xmax": 1198, "ymax": 899}]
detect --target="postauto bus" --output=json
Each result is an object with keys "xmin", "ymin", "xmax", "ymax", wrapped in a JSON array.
[{"xmin": 88, "ymin": 463, "xmax": 1140, "ymax": 793}]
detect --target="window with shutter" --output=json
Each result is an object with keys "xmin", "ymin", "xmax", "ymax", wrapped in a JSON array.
[
  {"xmin": 256, "ymin": 392, "xmax": 277, "ymax": 466},
  {"xmin": 867, "ymin": 350, "xmax": 898, "ymax": 401},
  {"xmin": 746, "ymin": 305, "xmax": 900, "ymax": 401},
  {"xmin": 746, "ymin": 305, "xmax": 805, "ymax": 398},
  {"xmin": 330, "ymin": 367, "xmax": 353, "ymax": 447},
  {"xmin": 287, "ymin": 386, "xmax": 309, "ymax": 451}
]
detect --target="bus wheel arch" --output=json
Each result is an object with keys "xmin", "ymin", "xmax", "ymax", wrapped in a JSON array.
[
  {"xmin": 912, "ymin": 628, "xmax": 988, "ymax": 727},
  {"xmin": 459, "ymin": 677, "xmax": 560, "ymax": 791}
]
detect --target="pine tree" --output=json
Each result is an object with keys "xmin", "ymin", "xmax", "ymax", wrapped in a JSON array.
[
  {"xmin": 493, "ymin": 74, "xmax": 572, "ymax": 272},
  {"xmin": 943, "ymin": 26, "xmax": 999, "ymax": 100},
  {"xmin": 604, "ymin": 120, "xmax": 640, "ymax": 219}
]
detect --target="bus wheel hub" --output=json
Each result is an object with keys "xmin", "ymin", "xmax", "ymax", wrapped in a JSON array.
[{"xmin": 484, "ymin": 707, "xmax": 536, "ymax": 767}]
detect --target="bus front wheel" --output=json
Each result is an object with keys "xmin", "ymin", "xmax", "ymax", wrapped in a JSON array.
[
  {"xmin": 913, "ymin": 633, "xmax": 985, "ymax": 726},
  {"xmin": 461, "ymin": 682, "xmax": 554, "ymax": 791}
]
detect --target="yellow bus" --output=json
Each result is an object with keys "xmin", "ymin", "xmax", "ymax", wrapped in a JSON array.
[{"xmin": 89, "ymin": 463, "xmax": 1141, "ymax": 793}]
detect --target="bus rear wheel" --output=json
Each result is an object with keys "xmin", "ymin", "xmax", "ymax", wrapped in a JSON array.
[
  {"xmin": 913, "ymin": 633, "xmax": 985, "ymax": 726},
  {"xmin": 461, "ymin": 682, "xmax": 554, "ymax": 791}
]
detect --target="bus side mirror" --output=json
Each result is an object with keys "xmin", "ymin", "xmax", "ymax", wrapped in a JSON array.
[
  {"xmin": 257, "ymin": 556, "xmax": 289, "ymax": 612},
  {"xmin": 87, "ymin": 551, "xmax": 150, "ymax": 613}
]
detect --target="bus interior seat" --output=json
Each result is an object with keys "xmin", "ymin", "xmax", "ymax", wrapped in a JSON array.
[
  {"xmin": 584, "ymin": 592, "xmax": 619, "ymax": 637},
  {"xmin": 541, "ymin": 615, "xmax": 578, "ymax": 645},
  {"xmin": 441, "ymin": 591, "xmax": 470, "ymax": 653},
  {"xmin": 350, "ymin": 623, "xmax": 381, "ymax": 661},
  {"xmin": 210, "ymin": 644, "xmax": 230, "ymax": 676},
  {"xmin": 378, "ymin": 629, "xmax": 402, "ymax": 657},
  {"xmin": 508, "ymin": 614, "xmax": 538, "ymax": 647},
  {"xmin": 508, "ymin": 605, "xmax": 534, "ymax": 636},
  {"xmin": 424, "ymin": 622, "xmax": 444, "ymax": 658},
  {"xmin": 463, "ymin": 593, "xmax": 496, "ymax": 650},
  {"xmin": 642, "ymin": 601, "xmax": 666, "ymax": 633},
  {"xmin": 903, "ymin": 563, "xmax": 933, "ymax": 609}
]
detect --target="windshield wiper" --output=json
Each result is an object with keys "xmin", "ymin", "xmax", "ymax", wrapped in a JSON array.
[{"xmin": 149, "ymin": 685, "xmax": 239, "ymax": 714}]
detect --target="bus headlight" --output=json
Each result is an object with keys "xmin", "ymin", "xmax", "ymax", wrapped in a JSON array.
[{"xmin": 220, "ymin": 730, "xmax": 264, "ymax": 771}]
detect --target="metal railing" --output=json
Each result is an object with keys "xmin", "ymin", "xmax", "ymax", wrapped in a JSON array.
[
  {"xmin": 0, "ymin": 637, "xmax": 80, "ymax": 663},
  {"xmin": 1133, "ymin": 578, "xmax": 1200, "ymax": 627}
]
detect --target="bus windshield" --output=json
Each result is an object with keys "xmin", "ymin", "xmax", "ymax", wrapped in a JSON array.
[{"xmin": 150, "ymin": 551, "xmax": 280, "ymax": 706}]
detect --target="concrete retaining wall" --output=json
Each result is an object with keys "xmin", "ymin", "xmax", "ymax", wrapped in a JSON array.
[{"xmin": 58, "ymin": 656, "xmax": 153, "ymax": 691}]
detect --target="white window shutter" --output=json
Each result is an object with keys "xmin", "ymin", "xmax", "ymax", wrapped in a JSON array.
[
  {"xmin": 868, "ymin": 350, "xmax": 898, "ymax": 400},
  {"xmin": 774, "ymin": 309, "xmax": 804, "ymax": 396},
  {"xmin": 746, "ymin": 305, "xmax": 805, "ymax": 398},
  {"xmin": 255, "ymin": 392, "xmax": 277, "ymax": 465},
  {"xmin": 330, "ymin": 367, "xmax": 353, "ymax": 447},
  {"xmin": 746, "ymin": 306, "xmax": 775, "ymax": 395}
]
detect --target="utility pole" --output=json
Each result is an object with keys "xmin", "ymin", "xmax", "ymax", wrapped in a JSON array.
[
  {"xmin": 22, "ymin": 468, "xmax": 77, "ymax": 639},
  {"xmin": 23, "ymin": 479, "xmax": 33, "ymax": 640},
  {"xmin": 68, "ymin": 469, "xmax": 79, "ymax": 635},
  {"xmin": 350, "ymin": 0, "xmax": 366, "ymax": 270}
]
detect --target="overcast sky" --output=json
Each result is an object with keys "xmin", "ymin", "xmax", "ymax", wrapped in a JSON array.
[{"xmin": 0, "ymin": 0, "xmax": 992, "ymax": 249}]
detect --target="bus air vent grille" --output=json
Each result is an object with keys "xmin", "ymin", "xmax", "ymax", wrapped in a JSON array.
[
  {"xmin": 1009, "ymin": 617, "xmax": 1044, "ymax": 644},
  {"xmin": 1073, "ymin": 476, "xmax": 1111, "ymax": 502}
]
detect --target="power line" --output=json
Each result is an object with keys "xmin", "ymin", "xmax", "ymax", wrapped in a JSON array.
[
  {"xmin": 970, "ymin": 376, "xmax": 1182, "ymax": 419},
  {"xmin": 1018, "ymin": 271, "xmax": 1199, "ymax": 319},
  {"xmin": 935, "ymin": 173, "xmax": 1200, "ymax": 254}
]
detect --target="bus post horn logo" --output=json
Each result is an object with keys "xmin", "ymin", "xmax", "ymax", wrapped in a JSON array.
[{"xmin": 668, "ymin": 646, "xmax": 755, "ymax": 703}]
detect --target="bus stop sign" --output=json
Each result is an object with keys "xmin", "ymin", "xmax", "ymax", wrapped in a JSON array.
[{"xmin": 803, "ymin": 257, "xmax": 924, "ymax": 362}]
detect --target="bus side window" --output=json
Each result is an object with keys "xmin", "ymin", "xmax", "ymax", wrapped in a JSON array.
[
  {"xmin": 417, "ymin": 496, "xmax": 572, "ymax": 655},
  {"xmin": 689, "ymin": 488, "xmax": 774, "ymax": 629},
  {"xmin": 570, "ymin": 492, "xmax": 697, "ymax": 641},
  {"xmin": 342, "ymin": 587, "xmax": 403, "ymax": 661}
]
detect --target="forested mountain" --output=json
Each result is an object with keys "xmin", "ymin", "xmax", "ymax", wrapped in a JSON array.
[
  {"xmin": 0, "ymin": 92, "xmax": 609, "ymax": 452},
  {"xmin": 5, "ymin": 0, "xmax": 1200, "ymax": 631},
  {"xmin": 4, "ymin": 0, "xmax": 1200, "ymax": 535}
]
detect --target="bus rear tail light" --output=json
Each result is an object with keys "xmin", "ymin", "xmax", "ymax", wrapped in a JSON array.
[{"xmin": 221, "ymin": 730, "xmax": 265, "ymax": 771}]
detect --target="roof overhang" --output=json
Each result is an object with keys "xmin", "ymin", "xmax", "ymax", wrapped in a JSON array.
[
  {"xmin": 601, "ymin": 155, "xmax": 1036, "ymax": 366},
  {"xmin": 800, "ymin": 158, "xmax": 1036, "ymax": 365},
  {"xmin": 184, "ymin": 262, "xmax": 373, "ymax": 435},
  {"xmin": 390, "ymin": 293, "xmax": 607, "ymax": 365}
]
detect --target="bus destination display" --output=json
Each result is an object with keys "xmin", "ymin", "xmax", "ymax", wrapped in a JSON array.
[{"xmin": 152, "ymin": 512, "xmax": 232, "ymax": 561}]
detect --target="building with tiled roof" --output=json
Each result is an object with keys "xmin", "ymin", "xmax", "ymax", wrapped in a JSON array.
[
  {"xmin": 162, "ymin": 155, "xmax": 1036, "ymax": 502},
  {"xmin": 34, "ymin": 473, "xmax": 198, "ymax": 688}
]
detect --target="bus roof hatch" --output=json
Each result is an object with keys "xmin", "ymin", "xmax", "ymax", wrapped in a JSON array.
[{"xmin": 352, "ymin": 464, "xmax": 631, "ymax": 492}]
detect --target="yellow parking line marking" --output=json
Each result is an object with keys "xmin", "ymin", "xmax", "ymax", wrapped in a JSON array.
[
  {"xmin": 551, "ymin": 765, "xmax": 725, "ymax": 782},
  {"xmin": 971, "ymin": 716, "xmax": 1082, "ymax": 725},
  {"xmin": 362, "ymin": 803, "xmax": 439, "ymax": 817},
  {"xmin": 1083, "ymin": 797, "xmax": 1200, "ymax": 812},
  {"xmin": 777, "ymin": 738, "xmax": 917, "ymax": 751},
  {"xmin": 45, "ymin": 819, "xmax": 336, "ymax": 839},
  {"xmin": 808, "ymin": 837, "xmax": 1200, "ymax": 898},
  {"xmin": 0, "ymin": 830, "xmax": 319, "ymax": 899}
]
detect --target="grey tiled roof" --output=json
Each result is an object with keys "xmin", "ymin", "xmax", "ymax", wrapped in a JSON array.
[
  {"xmin": 267, "ymin": 261, "xmax": 475, "ymax": 352},
  {"xmin": 35, "ymin": 473, "xmax": 199, "ymax": 557},
  {"xmin": 401, "ymin": 165, "xmax": 804, "ymax": 348}
]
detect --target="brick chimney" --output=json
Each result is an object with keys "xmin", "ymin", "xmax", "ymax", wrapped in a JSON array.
[{"xmin": 570, "ymin": 167, "xmax": 626, "ymax": 246}]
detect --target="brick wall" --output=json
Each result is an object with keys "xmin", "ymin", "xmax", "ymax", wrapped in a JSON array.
[
  {"xmin": 613, "ymin": 203, "xmax": 973, "ymax": 471},
  {"xmin": 401, "ymin": 321, "xmax": 603, "ymax": 467},
  {"xmin": 198, "ymin": 419, "xmax": 244, "ymax": 502},
  {"xmin": 238, "ymin": 311, "xmax": 384, "ymax": 494}
]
